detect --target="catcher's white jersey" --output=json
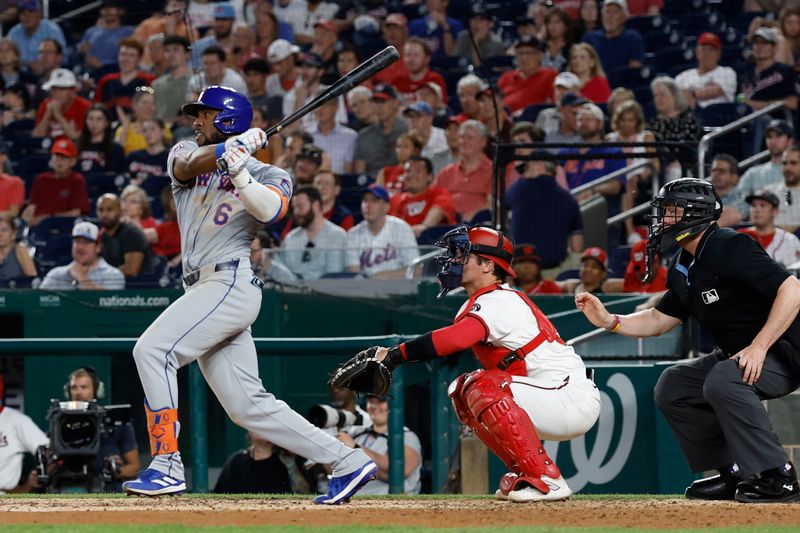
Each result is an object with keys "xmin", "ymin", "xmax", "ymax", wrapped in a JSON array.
[{"xmin": 0, "ymin": 407, "xmax": 48, "ymax": 492}]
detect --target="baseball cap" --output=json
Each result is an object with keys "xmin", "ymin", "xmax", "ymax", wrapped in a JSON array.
[
  {"xmin": 51, "ymin": 137, "xmax": 77, "ymax": 157},
  {"xmin": 604, "ymin": 0, "xmax": 628, "ymax": 14},
  {"xmin": 354, "ymin": 14, "xmax": 379, "ymax": 33},
  {"xmin": 752, "ymin": 26, "xmax": 779, "ymax": 44},
  {"xmin": 385, "ymin": 13, "xmax": 408, "ymax": 27},
  {"xmin": 580, "ymin": 102, "xmax": 605, "ymax": 122},
  {"xmin": 372, "ymin": 83, "xmax": 398, "ymax": 101},
  {"xmin": 298, "ymin": 145, "xmax": 323, "ymax": 166},
  {"xmin": 581, "ymin": 247, "xmax": 608, "ymax": 269},
  {"xmin": 18, "ymin": 0, "xmax": 39, "ymax": 12},
  {"xmin": 555, "ymin": 71, "xmax": 581, "ymax": 89},
  {"xmin": 469, "ymin": 7, "xmax": 493, "ymax": 21},
  {"xmin": 560, "ymin": 93, "xmax": 588, "ymax": 107},
  {"xmin": 403, "ymin": 101, "xmax": 433, "ymax": 116},
  {"xmin": 72, "ymin": 221, "xmax": 100, "ymax": 242},
  {"xmin": 42, "ymin": 68, "xmax": 79, "ymax": 90},
  {"xmin": 514, "ymin": 35, "xmax": 544, "ymax": 51},
  {"xmin": 766, "ymin": 119, "xmax": 794, "ymax": 138},
  {"xmin": 243, "ymin": 57, "xmax": 269, "ymax": 74},
  {"xmin": 513, "ymin": 244, "xmax": 541, "ymax": 264},
  {"xmin": 445, "ymin": 114, "xmax": 466, "ymax": 128},
  {"xmin": 314, "ymin": 19, "xmax": 338, "ymax": 34},
  {"xmin": 301, "ymin": 51, "xmax": 325, "ymax": 69},
  {"xmin": 745, "ymin": 189, "xmax": 780, "ymax": 208},
  {"xmin": 364, "ymin": 183, "xmax": 390, "ymax": 202},
  {"xmin": 417, "ymin": 80, "xmax": 443, "ymax": 101},
  {"xmin": 697, "ymin": 32, "xmax": 721, "ymax": 49},
  {"xmin": 213, "ymin": 3, "xmax": 235, "ymax": 19},
  {"xmin": 268, "ymin": 39, "xmax": 300, "ymax": 63}
]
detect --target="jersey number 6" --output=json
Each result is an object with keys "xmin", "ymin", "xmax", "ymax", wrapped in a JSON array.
[{"xmin": 213, "ymin": 203, "xmax": 233, "ymax": 226}]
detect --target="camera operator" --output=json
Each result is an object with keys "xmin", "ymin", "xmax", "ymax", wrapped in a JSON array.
[
  {"xmin": 0, "ymin": 372, "xmax": 49, "ymax": 494},
  {"xmin": 336, "ymin": 394, "xmax": 422, "ymax": 495},
  {"xmin": 65, "ymin": 367, "xmax": 139, "ymax": 489}
]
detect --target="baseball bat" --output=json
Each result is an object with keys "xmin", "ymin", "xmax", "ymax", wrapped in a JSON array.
[{"xmin": 264, "ymin": 46, "xmax": 400, "ymax": 137}]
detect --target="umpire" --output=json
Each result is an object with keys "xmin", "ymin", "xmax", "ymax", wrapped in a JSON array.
[{"xmin": 575, "ymin": 178, "xmax": 800, "ymax": 503}]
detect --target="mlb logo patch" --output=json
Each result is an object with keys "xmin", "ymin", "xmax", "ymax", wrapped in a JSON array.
[{"xmin": 701, "ymin": 289, "xmax": 720, "ymax": 304}]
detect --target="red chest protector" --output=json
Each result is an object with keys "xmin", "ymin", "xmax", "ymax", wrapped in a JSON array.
[{"xmin": 454, "ymin": 284, "xmax": 565, "ymax": 377}]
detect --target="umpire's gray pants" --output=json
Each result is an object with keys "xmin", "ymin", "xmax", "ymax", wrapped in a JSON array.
[{"xmin": 654, "ymin": 349, "xmax": 800, "ymax": 477}]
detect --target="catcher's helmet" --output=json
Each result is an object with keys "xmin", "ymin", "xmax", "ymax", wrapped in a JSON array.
[
  {"xmin": 434, "ymin": 225, "xmax": 516, "ymax": 298},
  {"xmin": 182, "ymin": 85, "xmax": 253, "ymax": 135}
]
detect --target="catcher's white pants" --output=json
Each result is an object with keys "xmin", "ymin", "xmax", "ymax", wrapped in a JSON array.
[
  {"xmin": 132, "ymin": 258, "xmax": 369, "ymax": 480},
  {"xmin": 510, "ymin": 375, "xmax": 601, "ymax": 441}
]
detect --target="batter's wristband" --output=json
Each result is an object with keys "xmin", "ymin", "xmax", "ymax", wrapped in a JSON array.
[
  {"xmin": 215, "ymin": 143, "xmax": 226, "ymax": 159},
  {"xmin": 608, "ymin": 314, "xmax": 622, "ymax": 333}
]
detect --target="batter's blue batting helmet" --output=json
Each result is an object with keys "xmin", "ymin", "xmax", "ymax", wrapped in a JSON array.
[{"xmin": 182, "ymin": 86, "xmax": 253, "ymax": 135}]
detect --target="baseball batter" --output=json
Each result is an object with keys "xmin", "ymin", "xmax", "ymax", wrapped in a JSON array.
[
  {"xmin": 123, "ymin": 86, "xmax": 377, "ymax": 503},
  {"xmin": 350, "ymin": 226, "xmax": 601, "ymax": 502}
]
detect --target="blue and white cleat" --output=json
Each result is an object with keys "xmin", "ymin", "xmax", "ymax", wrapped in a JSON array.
[
  {"xmin": 313, "ymin": 461, "xmax": 378, "ymax": 505},
  {"xmin": 122, "ymin": 468, "xmax": 186, "ymax": 496}
]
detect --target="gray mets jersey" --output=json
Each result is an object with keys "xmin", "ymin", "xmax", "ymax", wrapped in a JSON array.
[{"xmin": 168, "ymin": 140, "xmax": 293, "ymax": 271}]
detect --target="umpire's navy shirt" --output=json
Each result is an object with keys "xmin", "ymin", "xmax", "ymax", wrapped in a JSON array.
[{"xmin": 656, "ymin": 224, "xmax": 800, "ymax": 355}]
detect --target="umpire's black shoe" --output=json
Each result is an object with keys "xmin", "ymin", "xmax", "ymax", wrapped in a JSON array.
[
  {"xmin": 685, "ymin": 472, "xmax": 741, "ymax": 500},
  {"xmin": 735, "ymin": 463, "xmax": 800, "ymax": 504}
]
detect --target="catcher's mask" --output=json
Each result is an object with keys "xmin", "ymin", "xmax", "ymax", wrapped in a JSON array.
[
  {"xmin": 645, "ymin": 178, "xmax": 721, "ymax": 282},
  {"xmin": 434, "ymin": 226, "xmax": 516, "ymax": 298}
]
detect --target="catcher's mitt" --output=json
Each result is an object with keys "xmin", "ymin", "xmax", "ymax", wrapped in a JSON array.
[{"xmin": 329, "ymin": 346, "xmax": 393, "ymax": 396}]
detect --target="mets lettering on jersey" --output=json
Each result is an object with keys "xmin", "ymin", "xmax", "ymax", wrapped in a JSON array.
[{"xmin": 345, "ymin": 216, "xmax": 420, "ymax": 275}]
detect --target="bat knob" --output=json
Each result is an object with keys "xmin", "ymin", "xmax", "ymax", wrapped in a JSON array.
[{"xmin": 216, "ymin": 157, "xmax": 228, "ymax": 173}]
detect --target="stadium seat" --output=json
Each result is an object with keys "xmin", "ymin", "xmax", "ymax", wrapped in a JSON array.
[
  {"xmin": 663, "ymin": 0, "xmax": 708, "ymax": 20},
  {"xmin": 2, "ymin": 118, "xmax": 35, "ymax": 137},
  {"xmin": 625, "ymin": 15, "xmax": 667, "ymax": 36},
  {"xmin": 651, "ymin": 47, "xmax": 694, "ymax": 75},
  {"xmin": 555, "ymin": 268, "xmax": 579, "ymax": 281},
  {"xmin": 695, "ymin": 103, "xmax": 754, "ymax": 159},
  {"xmin": 17, "ymin": 153, "xmax": 54, "ymax": 194},
  {"xmin": 417, "ymin": 225, "xmax": 457, "ymax": 246},
  {"xmin": 608, "ymin": 245, "xmax": 632, "ymax": 278},
  {"xmin": 479, "ymin": 55, "xmax": 515, "ymax": 81},
  {"xmin": 608, "ymin": 65, "xmax": 655, "ymax": 91},
  {"xmin": 28, "ymin": 216, "xmax": 78, "ymax": 248},
  {"xmin": 11, "ymin": 135, "xmax": 50, "ymax": 158},
  {"xmin": 34, "ymin": 233, "xmax": 73, "ymax": 275},
  {"xmin": 139, "ymin": 176, "xmax": 171, "ymax": 219},
  {"xmin": 125, "ymin": 256, "xmax": 168, "ymax": 289},
  {"xmin": 338, "ymin": 173, "xmax": 374, "ymax": 216},
  {"xmin": 519, "ymin": 103, "xmax": 554, "ymax": 123},
  {"xmin": 642, "ymin": 28, "xmax": 684, "ymax": 54},
  {"xmin": 678, "ymin": 11, "xmax": 727, "ymax": 38}
]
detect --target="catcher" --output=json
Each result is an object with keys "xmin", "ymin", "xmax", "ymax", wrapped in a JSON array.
[{"xmin": 331, "ymin": 225, "xmax": 601, "ymax": 502}]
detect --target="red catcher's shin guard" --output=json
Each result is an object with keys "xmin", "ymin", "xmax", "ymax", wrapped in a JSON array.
[{"xmin": 462, "ymin": 369, "xmax": 560, "ymax": 494}]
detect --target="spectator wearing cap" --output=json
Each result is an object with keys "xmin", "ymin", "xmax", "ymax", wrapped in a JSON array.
[
  {"xmin": 416, "ymin": 81, "xmax": 450, "ymax": 128},
  {"xmin": 498, "ymin": 35, "xmax": 558, "ymax": 114},
  {"xmin": 408, "ymin": 0, "xmax": 464, "ymax": 57},
  {"xmin": 764, "ymin": 145, "xmax": 800, "ymax": 233},
  {"xmin": 736, "ymin": 120, "xmax": 794, "ymax": 203},
  {"xmin": 32, "ymin": 68, "xmax": 91, "ymax": 139},
  {"xmin": 507, "ymin": 149, "xmax": 583, "ymax": 270},
  {"xmin": 535, "ymin": 72, "xmax": 580, "ymax": 137},
  {"xmin": 511, "ymin": 244, "xmax": 562, "ymax": 296},
  {"xmin": 558, "ymin": 246, "xmax": 623, "ymax": 294},
  {"xmin": 372, "ymin": 13, "xmax": 409, "ymax": 86},
  {"xmin": 310, "ymin": 19, "xmax": 340, "ymax": 85},
  {"xmin": 454, "ymin": 74, "xmax": 485, "ymax": 123},
  {"xmin": 187, "ymin": 45, "xmax": 247, "ymax": 101},
  {"xmin": 266, "ymin": 39, "xmax": 300, "ymax": 98},
  {"xmin": 281, "ymin": 184, "xmax": 347, "ymax": 279},
  {"xmin": 581, "ymin": 0, "xmax": 644, "ymax": 75},
  {"xmin": 78, "ymin": 1, "xmax": 133, "ymax": 70},
  {"xmin": 561, "ymin": 102, "xmax": 627, "ymax": 249},
  {"xmin": 403, "ymin": 101, "xmax": 447, "ymax": 160},
  {"xmin": 0, "ymin": 145, "xmax": 23, "ymax": 219},
  {"xmin": 739, "ymin": 189, "xmax": 800, "ymax": 268},
  {"xmin": 622, "ymin": 239, "xmax": 667, "ymax": 293},
  {"xmin": 430, "ymin": 115, "xmax": 462, "ymax": 177},
  {"xmin": 7, "ymin": 0, "xmax": 66, "ymax": 69},
  {"xmin": 675, "ymin": 32, "xmax": 737, "ymax": 110},
  {"xmin": 39, "ymin": 222, "xmax": 125, "ymax": 290},
  {"xmin": 190, "ymin": 2, "xmax": 237, "ymax": 67},
  {"xmin": 95, "ymin": 193, "xmax": 154, "ymax": 277},
  {"xmin": 337, "ymin": 394, "xmax": 422, "ymax": 495},
  {"xmin": 542, "ymin": 7, "xmax": 576, "ymax": 72},
  {"xmin": 454, "ymin": 8, "xmax": 505, "ymax": 67},
  {"xmin": 293, "ymin": 144, "xmax": 324, "ymax": 186},
  {"xmin": 544, "ymin": 93, "xmax": 585, "ymax": 149},
  {"xmin": 283, "ymin": 51, "xmax": 346, "ymax": 134},
  {"xmin": 394, "ymin": 38, "xmax": 448, "ymax": 105},
  {"xmin": 276, "ymin": 0, "xmax": 338, "ymax": 47},
  {"xmin": 243, "ymin": 57, "xmax": 272, "ymax": 109},
  {"xmin": 94, "ymin": 38, "xmax": 156, "ymax": 113},
  {"xmin": 311, "ymin": 95, "xmax": 357, "ymax": 174},
  {"xmin": 568, "ymin": 42, "xmax": 610, "ymax": 103},
  {"xmin": 354, "ymin": 83, "xmax": 409, "ymax": 177},
  {"xmin": 433, "ymin": 120, "xmax": 492, "ymax": 222},
  {"xmin": 152, "ymin": 35, "xmax": 192, "ymax": 123},
  {"xmin": 740, "ymin": 26, "xmax": 798, "ymax": 154},
  {"xmin": 21, "ymin": 138, "xmax": 88, "ymax": 227},
  {"xmin": 345, "ymin": 184, "xmax": 419, "ymax": 277},
  {"xmin": 389, "ymin": 155, "xmax": 456, "ymax": 237},
  {"xmin": 133, "ymin": 1, "xmax": 199, "ymax": 69},
  {"xmin": 709, "ymin": 153, "xmax": 746, "ymax": 227},
  {"xmin": 647, "ymin": 76, "xmax": 703, "ymax": 181}
]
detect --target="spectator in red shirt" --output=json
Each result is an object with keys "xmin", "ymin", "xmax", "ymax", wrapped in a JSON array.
[
  {"xmin": 32, "ymin": 68, "xmax": 91, "ymax": 139},
  {"xmin": 432, "ymin": 119, "xmax": 493, "ymax": 222},
  {"xmin": 21, "ymin": 137, "xmax": 88, "ymax": 227},
  {"xmin": 511, "ymin": 244, "xmax": 562, "ymax": 296},
  {"xmin": 144, "ymin": 186, "xmax": 181, "ymax": 267},
  {"xmin": 568, "ymin": 42, "xmax": 611, "ymax": 103},
  {"xmin": 389, "ymin": 155, "xmax": 456, "ymax": 237},
  {"xmin": 94, "ymin": 38, "xmax": 156, "ymax": 113},
  {"xmin": 0, "ymin": 146, "xmax": 24, "ymax": 218},
  {"xmin": 622, "ymin": 239, "xmax": 667, "ymax": 293},
  {"xmin": 373, "ymin": 13, "xmax": 409, "ymax": 86},
  {"xmin": 498, "ymin": 35, "xmax": 557, "ymax": 114},
  {"xmin": 394, "ymin": 37, "xmax": 448, "ymax": 104}
]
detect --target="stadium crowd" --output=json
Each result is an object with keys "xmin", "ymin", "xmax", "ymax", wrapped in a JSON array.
[{"xmin": 0, "ymin": 0, "xmax": 799, "ymax": 295}]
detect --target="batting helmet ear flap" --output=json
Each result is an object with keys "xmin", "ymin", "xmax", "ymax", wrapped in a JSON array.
[{"xmin": 64, "ymin": 366, "xmax": 105, "ymax": 401}]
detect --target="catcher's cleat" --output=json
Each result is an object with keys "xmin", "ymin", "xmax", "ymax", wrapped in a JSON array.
[
  {"xmin": 123, "ymin": 468, "xmax": 186, "ymax": 496},
  {"xmin": 313, "ymin": 460, "xmax": 378, "ymax": 505},
  {"xmin": 507, "ymin": 475, "xmax": 572, "ymax": 503}
]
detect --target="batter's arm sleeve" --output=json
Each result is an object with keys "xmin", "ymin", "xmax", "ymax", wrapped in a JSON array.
[
  {"xmin": 399, "ymin": 315, "xmax": 487, "ymax": 362},
  {"xmin": 240, "ymin": 165, "xmax": 292, "ymax": 224}
]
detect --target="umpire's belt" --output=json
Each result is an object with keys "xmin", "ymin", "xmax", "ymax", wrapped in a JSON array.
[{"xmin": 183, "ymin": 259, "xmax": 241, "ymax": 287}]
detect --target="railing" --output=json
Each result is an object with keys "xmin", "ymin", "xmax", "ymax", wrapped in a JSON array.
[
  {"xmin": 739, "ymin": 149, "xmax": 770, "ymax": 173},
  {"xmin": 697, "ymin": 101, "xmax": 786, "ymax": 181}
]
